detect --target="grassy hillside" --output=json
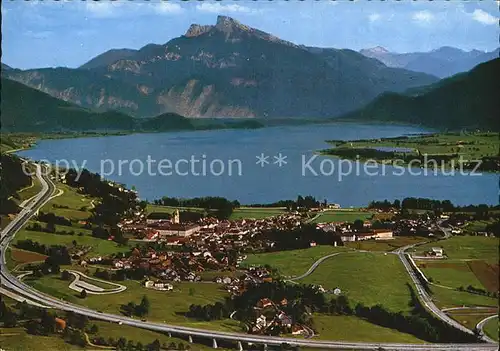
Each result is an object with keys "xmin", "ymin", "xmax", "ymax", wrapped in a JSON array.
[{"xmin": 341, "ymin": 59, "xmax": 499, "ymax": 130}]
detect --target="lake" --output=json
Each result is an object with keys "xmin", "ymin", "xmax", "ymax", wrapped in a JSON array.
[{"xmin": 18, "ymin": 123, "xmax": 497, "ymax": 207}]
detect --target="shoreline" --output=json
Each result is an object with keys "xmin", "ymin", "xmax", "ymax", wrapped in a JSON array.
[{"xmin": 1, "ymin": 118, "xmax": 442, "ymax": 151}]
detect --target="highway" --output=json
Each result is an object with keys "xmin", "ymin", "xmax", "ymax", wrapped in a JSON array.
[
  {"xmin": 476, "ymin": 315, "xmax": 498, "ymax": 344},
  {"xmin": 0, "ymin": 164, "xmax": 498, "ymax": 350},
  {"xmin": 395, "ymin": 243, "xmax": 492, "ymax": 340}
]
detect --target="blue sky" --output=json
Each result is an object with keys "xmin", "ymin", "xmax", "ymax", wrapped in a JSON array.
[{"xmin": 2, "ymin": 0, "xmax": 498, "ymax": 69}]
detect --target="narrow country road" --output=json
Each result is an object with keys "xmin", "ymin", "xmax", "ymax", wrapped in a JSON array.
[{"xmin": 287, "ymin": 252, "xmax": 344, "ymax": 282}]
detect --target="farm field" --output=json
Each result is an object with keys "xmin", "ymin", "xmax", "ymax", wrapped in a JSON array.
[
  {"xmin": 313, "ymin": 314, "xmax": 425, "ymax": 343},
  {"xmin": 323, "ymin": 132, "xmax": 499, "ymax": 168},
  {"xmin": 417, "ymin": 261, "xmax": 485, "ymax": 290},
  {"xmin": 345, "ymin": 236, "xmax": 427, "ymax": 251},
  {"xmin": 483, "ymin": 316, "xmax": 499, "ymax": 341},
  {"xmin": 41, "ymin": 183, "xmax": 96, "ymax": 221},
  {"xmin": 25, "ymin": 274, "xmax": 237, "ymax": 330},
  {"xmin": 447, "ymin": 309, "xmax": 498, "ymax": 330},
  {"xmin": 14, "ymin": 224, "xmax": 130, "ymax": 256},
  {"xmin": 0, "ymin": 215, "xmax": 12, "ymax": 230},
  {"xmin": 198, "ymin": 270, "xmax": 242, "ymax": 281},
  {"xmin": 417, "ymin": 236, "xmax": 499, "ymax": 260},
  {"xmin": 300, "ymin": 252, "xmax": 414, "ymax": 312},
  {"xmin": 8, "ymin": 247, "xmax": 47, "ymax": 268},
  {"xmin": 146, "ymin": 204, "xmax": 205, "ymax": 214},
  {"xmin": 229, "ymin": 207, "xmax": 286, "ymax": 220},
  {"xmin": 242, "ymin": 245, "xmax": 349, "ymax": 277},
  {"xmin": 14, "ymin": 176, "xmax": 41, "ymax": 204},
  {"xmin": 430, "ymin": 285, "xmax": 497, "ymax": 309},
  {"xmin": 461, "ymin": 220, "xmax": 497, "ymax": 235},
  {"xmin": 311, "ymin": 210, "xmax": 374, "ymax": 223},
  {"xmin": 0, "ymin": 327, "xmax": 80, "ymax": 351},
  {"xmin": 467, "ymin": 260, "xmax": 499, "ymax": 293}
]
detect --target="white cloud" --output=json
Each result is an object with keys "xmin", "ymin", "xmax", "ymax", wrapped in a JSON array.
[
  {"xmin": 84, "ymin": 2, "xmax": 123, "ymax": 18},
  {"xmin": 471, "ymin": 9, "xmax": 498, "ymax": 25},
  {"xmin": 154, "ymin": 2, "xmax": 184, "ymax": 15},
  {"xmin": 368, "ymin": 13, "xmax": 381, "ymax": 23},
  {"xmin": 24, "ymin": 30, "xmax": 53, "ymax": 39},
  {"xmin": 195, "ymin": 3, "xmax": 258, "ymax": 14},
  {"xmin": 412, "ymin": 10, "xmax": 435, "ymax": 24},
  {"xmin": 83, "ymin": 2, "xmax": 183, "ymax": 18}
]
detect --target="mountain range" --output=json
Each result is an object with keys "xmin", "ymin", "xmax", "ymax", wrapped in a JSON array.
[
  {"xmin": 2, "ymin": 16, "xmax": 438, "ymax": 119},
  {"xmin": 1, "ymin": 77, "xmax": 186, "ymax": 132},
  {"xmin": 360, "ymin": 46, "xmax": 499, "ymax": 78},
  {"xmin": 339, "ymin": 58, "xmax": 499, "ymax": 130},
  {"xmin": 0, "ymin": 77, "xmax": 265, "ymax": 132}
]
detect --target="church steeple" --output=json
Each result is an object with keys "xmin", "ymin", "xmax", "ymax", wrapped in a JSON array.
[{"xmin": 173, "ymin": 209, "xmax": 180, "ymax": 224}]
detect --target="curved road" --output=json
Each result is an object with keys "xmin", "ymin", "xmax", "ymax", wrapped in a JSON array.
[
  {"xmin": 0, "ymin": 164, "xmax": 497, "ymax": 350},
  {"xmin": 394, "ymin": 244, "xmax": 496, "ymax": 342},
  {"xmin": 288, "ymin": 252, "xmax": 345, "ymax": 282},
  {"xmin": 476, "ymin": 315, "xmax": 498, "ymax": 344}
]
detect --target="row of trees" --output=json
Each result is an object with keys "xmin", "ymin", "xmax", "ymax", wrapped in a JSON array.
[
  {"xmin": 93, "ymin": 337, "xmax": 190, "ymax": 351},
  {"xmin": 92, "ymin": 226, "xmax": 128, "ymax": 244},
  {"xmin": 120, "ymin": 295, "xmax": 151, "ymax": 317},
  {"xmin": 65, "ymin": 168, "xmax": 141, "ymax": 227},
  {"xmin": 247, "ymin": 195, "xmax": 323, "ymax": 210},
  {"xmin": 153, "ymin": 196, "xmax": 239, "ymax": 219},
  {"xmin": 154, "ymin": 196, "xmax": 240, "ymax": 210},
  {"xmin": 26, "ymin": 222, "xmax": 86, "ymax": 236},
  {"xmin": 95, "ymin": 266, "xmax": 147, "ymax": 281},
  {"xmin": 15, "ymin": 239, "xmax": 71, "ymax": 266},
  {"xmin": 186, "ymin": 302, "xmax": 228, "ymax": 321},
  {"xmin": 370, "ymin": 197, "xmax": 499, "ymax": 215},
  {"xmin": 458, "ymin": 285, "xmax": 498, "ymax": 299},
  {"xmin": 36, "ymin": 211, "xmax": 72, "ymax": 226}
]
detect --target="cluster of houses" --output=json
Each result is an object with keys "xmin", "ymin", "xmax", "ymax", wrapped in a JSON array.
[
  {"xmin": 215, "ymin": 267, "xmax": 274, "ymax": 296},
  {"xmin": 122, "ymin": 210, "xmax": 303, "ymax": 244},
  {"xmin": 316, "ymin": 221, "xmax": 394, "ymax": 242},
  {"xmin": 250, "ymin": 297, "xmax": 308, "ymax": 336},
  {"xmin": 144, "ymin": 280, "xmax": 174, "ymax": 291},
  {"xmin": 111, "ymin": 248, "xmax": 226, "ymax": 283}
]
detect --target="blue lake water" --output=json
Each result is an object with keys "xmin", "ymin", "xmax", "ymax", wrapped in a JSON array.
[{"xmin": 18, "ymin": 123, "xmax": 497, "ymax": 207}]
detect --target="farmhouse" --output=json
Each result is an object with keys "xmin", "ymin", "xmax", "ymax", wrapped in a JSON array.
[
  {"xmin": 356, "ymin": 232, "xmax": 377, "ymax": 241},
  {"xmin": 373, "ymin": 229, "xmax": 394, "ymax": 240},
  {"xmin": 257, "ymin": 298, "xmax": 273, "ymax": 308},
  {"xmin": 431, "ymin": 247, "xmax": 444, "ymax": 257},
  {"xmin": 340, "ymin": 233, "xmax": 356, "ymax": 242},
  {"xmin": 55, "ymin": 318, "xmax": 67, "ymax": 332}
]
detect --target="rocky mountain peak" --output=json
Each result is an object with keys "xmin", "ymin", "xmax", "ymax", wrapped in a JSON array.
[
  {"xmin": 185, "ymin": 24, "xmax": 214, "ymax": 38},
  {"xmin": 215, "ymin": 15, "xmax": 250, "ymax": 34},
  {"xmin": 361, "ymin": 46, "xmax": 390, "ymax": 55}
]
